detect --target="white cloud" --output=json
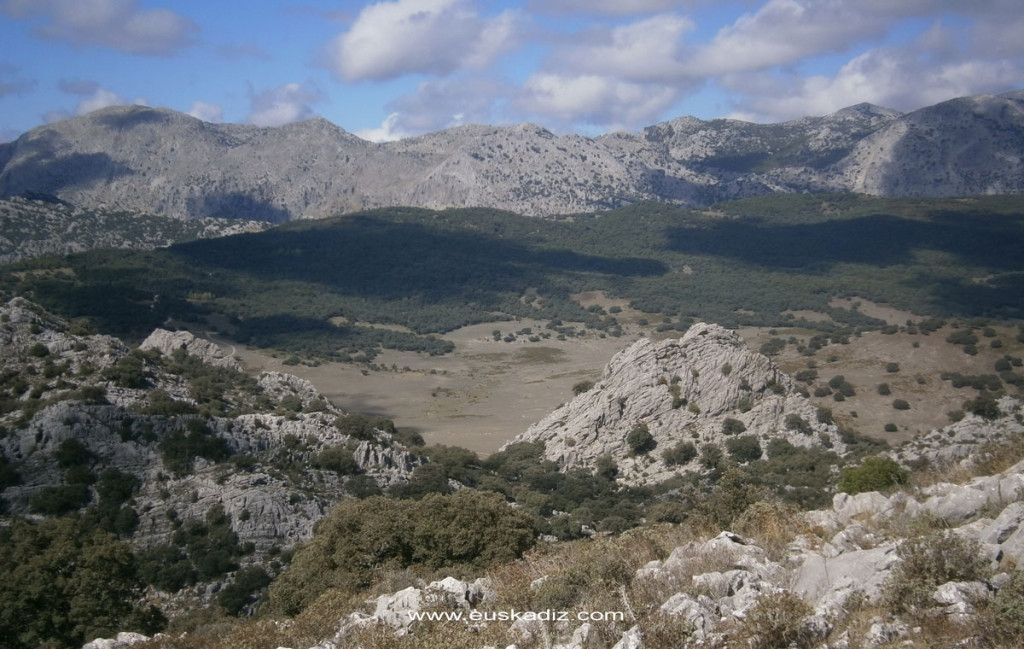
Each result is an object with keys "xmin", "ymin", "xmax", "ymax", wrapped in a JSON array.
[
  {"xmin": 356, "ymin": 113, "xmax": 413, "ymax": 142},
  {"xmin": 322, "ymin": 0, "xmax": 522, "ymax": 81},
  {"xmin": 557, "ymin": 14, "xmax": 694, "ymax": 82},
  {"xmin": 723, "ymin": 24, "xmax": 1024, "ymax": 121},
  {"xmin": 686, "ymin": 0, "xmax": 899, "ymax": 76},
  {"xmin": 2, "ymin": 0, "xmax": 197, "ymax": 55},
  {"xmin": 518, "ymin": 72, "xmax": 680, "ymax": 130},
  {"xmin": 188, "ymin": 101, "xmax": 223, "ymax": 123},
  {"xmin": 530, "ymin": 0, "xmax": 697, "ymax": 15},
  {"xmin": 246, "ymin": 82, "xmax": 324, "ymax": 127}
]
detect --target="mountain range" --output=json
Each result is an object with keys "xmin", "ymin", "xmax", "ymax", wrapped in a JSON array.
[{"xmin": 1, "ymin": 90, "xmax": 1022, "ymax": 221}]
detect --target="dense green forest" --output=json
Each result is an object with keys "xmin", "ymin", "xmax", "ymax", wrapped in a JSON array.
[{"xmin": 2, "ymin": 194, "xmax": 1023, "ymax": 361}]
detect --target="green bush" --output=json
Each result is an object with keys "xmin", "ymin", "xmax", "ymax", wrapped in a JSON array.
[
  {"xmin": 662, "ymin": 440, "xmax": 697, "ymax": 466},
  {"xmin": 218, "ymin": 566, "xmax": 271, "ymax": 616},
  {"xmin": 837, "ymin": 456, "xmax": 908, "ymax": 494},
  {"xmin": 985, "ymin": 569, "xmax": 1024, "ymax": 645},
  {"xmin": 268, "ymin": 490, "xmax": 536, "ymax": 616},
  {"xmin": 0, "ymin": 517, "xmax": 162, "ymax": 649},
  {"xmin": 29, "ymin": 483, "xmax": 92, "ymax": 515},
  {"xmin": 626, "ymin": 424, "xmax": 656, "ymax": 456},
  {"xmin": 334, "ymin": 413, "xmax": 396, "ymax": 441},
  {"xmin": 726, "ymin": 435, "xmax": 763, "ymax": 463},
  {"xmin": 311, "ymin": 446, "xmax": 360, "ymax": 475},
  {"xmin": 722, "ymin": 417, "xmax": 747, "ymax": 435},
  {"xmin": 784, "ymin": 414, "xmax": 812, "ymax": 435},
  {"xmin": 158, "ymin": 418, "xmax": 231, "ymax": 476},
  {"xmin": 892, "ymin": 399, "xmax": 910, "ymax": 410}
]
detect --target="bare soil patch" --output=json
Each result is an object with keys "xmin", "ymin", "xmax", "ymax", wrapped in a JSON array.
[{"xmin": 222, "ymin": 320, "xmax": 641, "ymax": 455}]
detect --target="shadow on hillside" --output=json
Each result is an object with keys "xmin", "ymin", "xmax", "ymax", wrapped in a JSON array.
[
  {"xmin": 186, "ymin": 191, "xmax": 291, "ymax": 222},
  {"xmin": 666, "ymin": 211, "xmax": 1024, "ymax": 272},
  {"xmin": 169, "ymin": 214, "xmax": 667, "ymax": 298},
  {"xmin": 95, "ymin": 107, "xmax": 171, "ymax": 131}
]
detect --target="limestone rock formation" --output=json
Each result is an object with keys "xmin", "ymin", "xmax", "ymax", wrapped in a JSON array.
[
  {"xmin": 0, "ymin": 297, "xmax": 418, "ymax": 564},
  {"xmin": 2, "ymin": 91, "xmax": 1021, "ymax": 220},
  {"xmin": 507, "ymin": 323, "xmax": 845, "ymax": 484}
]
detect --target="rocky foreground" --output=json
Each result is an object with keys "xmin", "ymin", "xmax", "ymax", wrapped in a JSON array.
[{"xmin": 86, "ymin": 406, "xmax": 1024, "ymax": 648}]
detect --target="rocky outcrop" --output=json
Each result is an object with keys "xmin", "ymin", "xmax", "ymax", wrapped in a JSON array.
[
  {"xmin": 140, "ymin": 328, "xmax": 241, "ymax": 370},
  {"xmin": 507, "ymin": 324, "xmax": 844, "ymax": 484},
  {"xmin": 2, "ymin": 91, "xmax": 1022, "ymax": 221},
  {"xmin": 0, "ymin": 297, "xmax": 418, "ymax": 560}
]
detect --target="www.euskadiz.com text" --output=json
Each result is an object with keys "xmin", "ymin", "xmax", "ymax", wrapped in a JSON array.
[{"xmin": 408, "ymin": 609, "xmax": 625, "ymax": 622}]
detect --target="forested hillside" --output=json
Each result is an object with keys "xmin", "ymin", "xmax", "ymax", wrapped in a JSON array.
[{"xmin": 3, "ymin": 194, "xmax": 1022, "ymax": 363}]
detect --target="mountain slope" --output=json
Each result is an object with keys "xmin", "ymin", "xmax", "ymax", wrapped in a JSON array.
[{"xmin": 0, "ymin": 91, "xmax": 1021, "ymax": 219}]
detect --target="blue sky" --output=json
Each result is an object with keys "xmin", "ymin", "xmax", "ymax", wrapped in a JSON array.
[{"xmin": 1, "ymin": 0, "xmax": 1022, "ymax": 142}]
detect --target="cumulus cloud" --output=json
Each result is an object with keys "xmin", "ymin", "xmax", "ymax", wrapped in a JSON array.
[
  {"xmin": 356, "ymin": 113, "xmax": 413, "ymax": 142},
  {"xmin": 517, "ymin": 72, "xmax": 681, "ymax": 131},
  {"xmin": 322, "ymin": 0, "xmax": 522, "ymax": 81},
  {"xmin": 188, "ymin": 101, "xmax": 223, "ymax": 123},
  {"xmin": 722, "ymin": 23, "xmax": 1024, "ymax": 121},
  {"xmin": 56, "ymin": 78, "xmax": 147, "ymax": 116},
  {"xmin": 530, "ymin": 0, "xmax": 697, "ymax": 15},
  {"xmin": 1, "ymin": 0, "xmax": 197, "ymax": 55},
  {"xmin": 246, "ymin": 82, "xmax": 324, "ymax": 127},
  {"xmin": 557, "ymin": 14, "xmax": 694, "ymax": 82}
]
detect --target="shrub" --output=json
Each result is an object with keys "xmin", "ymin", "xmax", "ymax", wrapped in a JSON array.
[
  {"xmin": 985, "ymin": 569, "xmax": 1024, "ymax": 645},
  {"xmin": 626, "ymin": 424, "xmax": 656, "ymax": 456},
  {"xmin": 726, "ymin": 435, "xmax": 763, "ymax": 462},
  {"xmin": 883, "ymin": 531, "xmax": 989, "ymax": 614},
  {"xmin": 28, "ymin": 342, "xmax": 50, "ymax": 357},
  {"xmin": 218, "ymin": 566, "xmax": 271, "ymax": 616},
  {"xmin": 877, "ymin": 383, "xmax": 891, "ymax": 396},
  {"xmin": 0, "ymin": 517, "xmax": 161, "ymax": 649},
  {"xmin": 964, "ymin": 393, "xmax": 1003, "ymax": 421},
  {"xmin": 158, "ymin": 418, "xmax": 231, "ymax": 476},
  {"xmin": 29, "ymin": 483, "xmax": 91, "ymax": 515},
  {"xmin": 334, "ymin": 413, "xmax": 395, "ymax": 441},
  {"xmin": 268, "ymin": 490, "xmax": 536, "ymax": 615},
  {"xmin": 572, "ymin": 380, "xmax": 594, "ymax": 395},
  {"xmin": 735, "ymin": 591, "xmax": 815, "ymax": 649},
  {"xmin": 885, "ymin": 362, "xmax": 900, "ymax": 373},
  {"xmin": 837, "ymin": 456, "xmax": 908, "ymax": 494},
  {"xmin": 884, "ymin": 423, "xmax": 898, "ymax": 432},
  {"xmin": 311, "ymin": 446, "xmax": 360, "ymax": 475},
  {"xmin": 784, "ymin": 414, "xmax": 812, "ymax": 435},
  {"xmin": 722, "ymin": 417, "xmax": 747, "ymax": 435},
  {"xmin": 662, "ymin": 440, "xmax": 697, "ymax": 466},
  {"xmin": 892, "ymin": 399, "xmax": 911, "ymax": 410}
]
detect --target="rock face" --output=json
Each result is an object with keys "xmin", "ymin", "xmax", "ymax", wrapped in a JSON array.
[
  {"xmin": 507, "ymin": 324, "xmax": 844, "ymax": 484},
  {"xmin": 0, "ymin": 298, "xmax": 418, "ymax": 559},
  {"xmin": 1, "ymin": 91, "xmax": 1022, "ymax": 220}
]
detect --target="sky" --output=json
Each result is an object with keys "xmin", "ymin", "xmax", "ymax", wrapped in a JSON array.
[{"xmin": 0, "ymin": 0, "xmax": 1022, "ymax": 143}]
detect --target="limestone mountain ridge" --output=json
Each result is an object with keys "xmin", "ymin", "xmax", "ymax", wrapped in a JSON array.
[{"xmin": 1, "ymin": 90, "xmax": 1021, "ymax": 221}]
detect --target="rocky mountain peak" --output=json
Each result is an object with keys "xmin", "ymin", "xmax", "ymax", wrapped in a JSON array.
[
  {"xmin": 507, "ymin": 324, "xmax": 844, "ymax": 484},
  {"xmin": 1, "ymin": 91, "xmax": 1020, "ymax": 220}
]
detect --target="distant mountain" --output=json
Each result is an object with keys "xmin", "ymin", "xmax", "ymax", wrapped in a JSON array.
[{"xmin": 1, "ymin": 91, "xmax": 1022, "ymax": 220}]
